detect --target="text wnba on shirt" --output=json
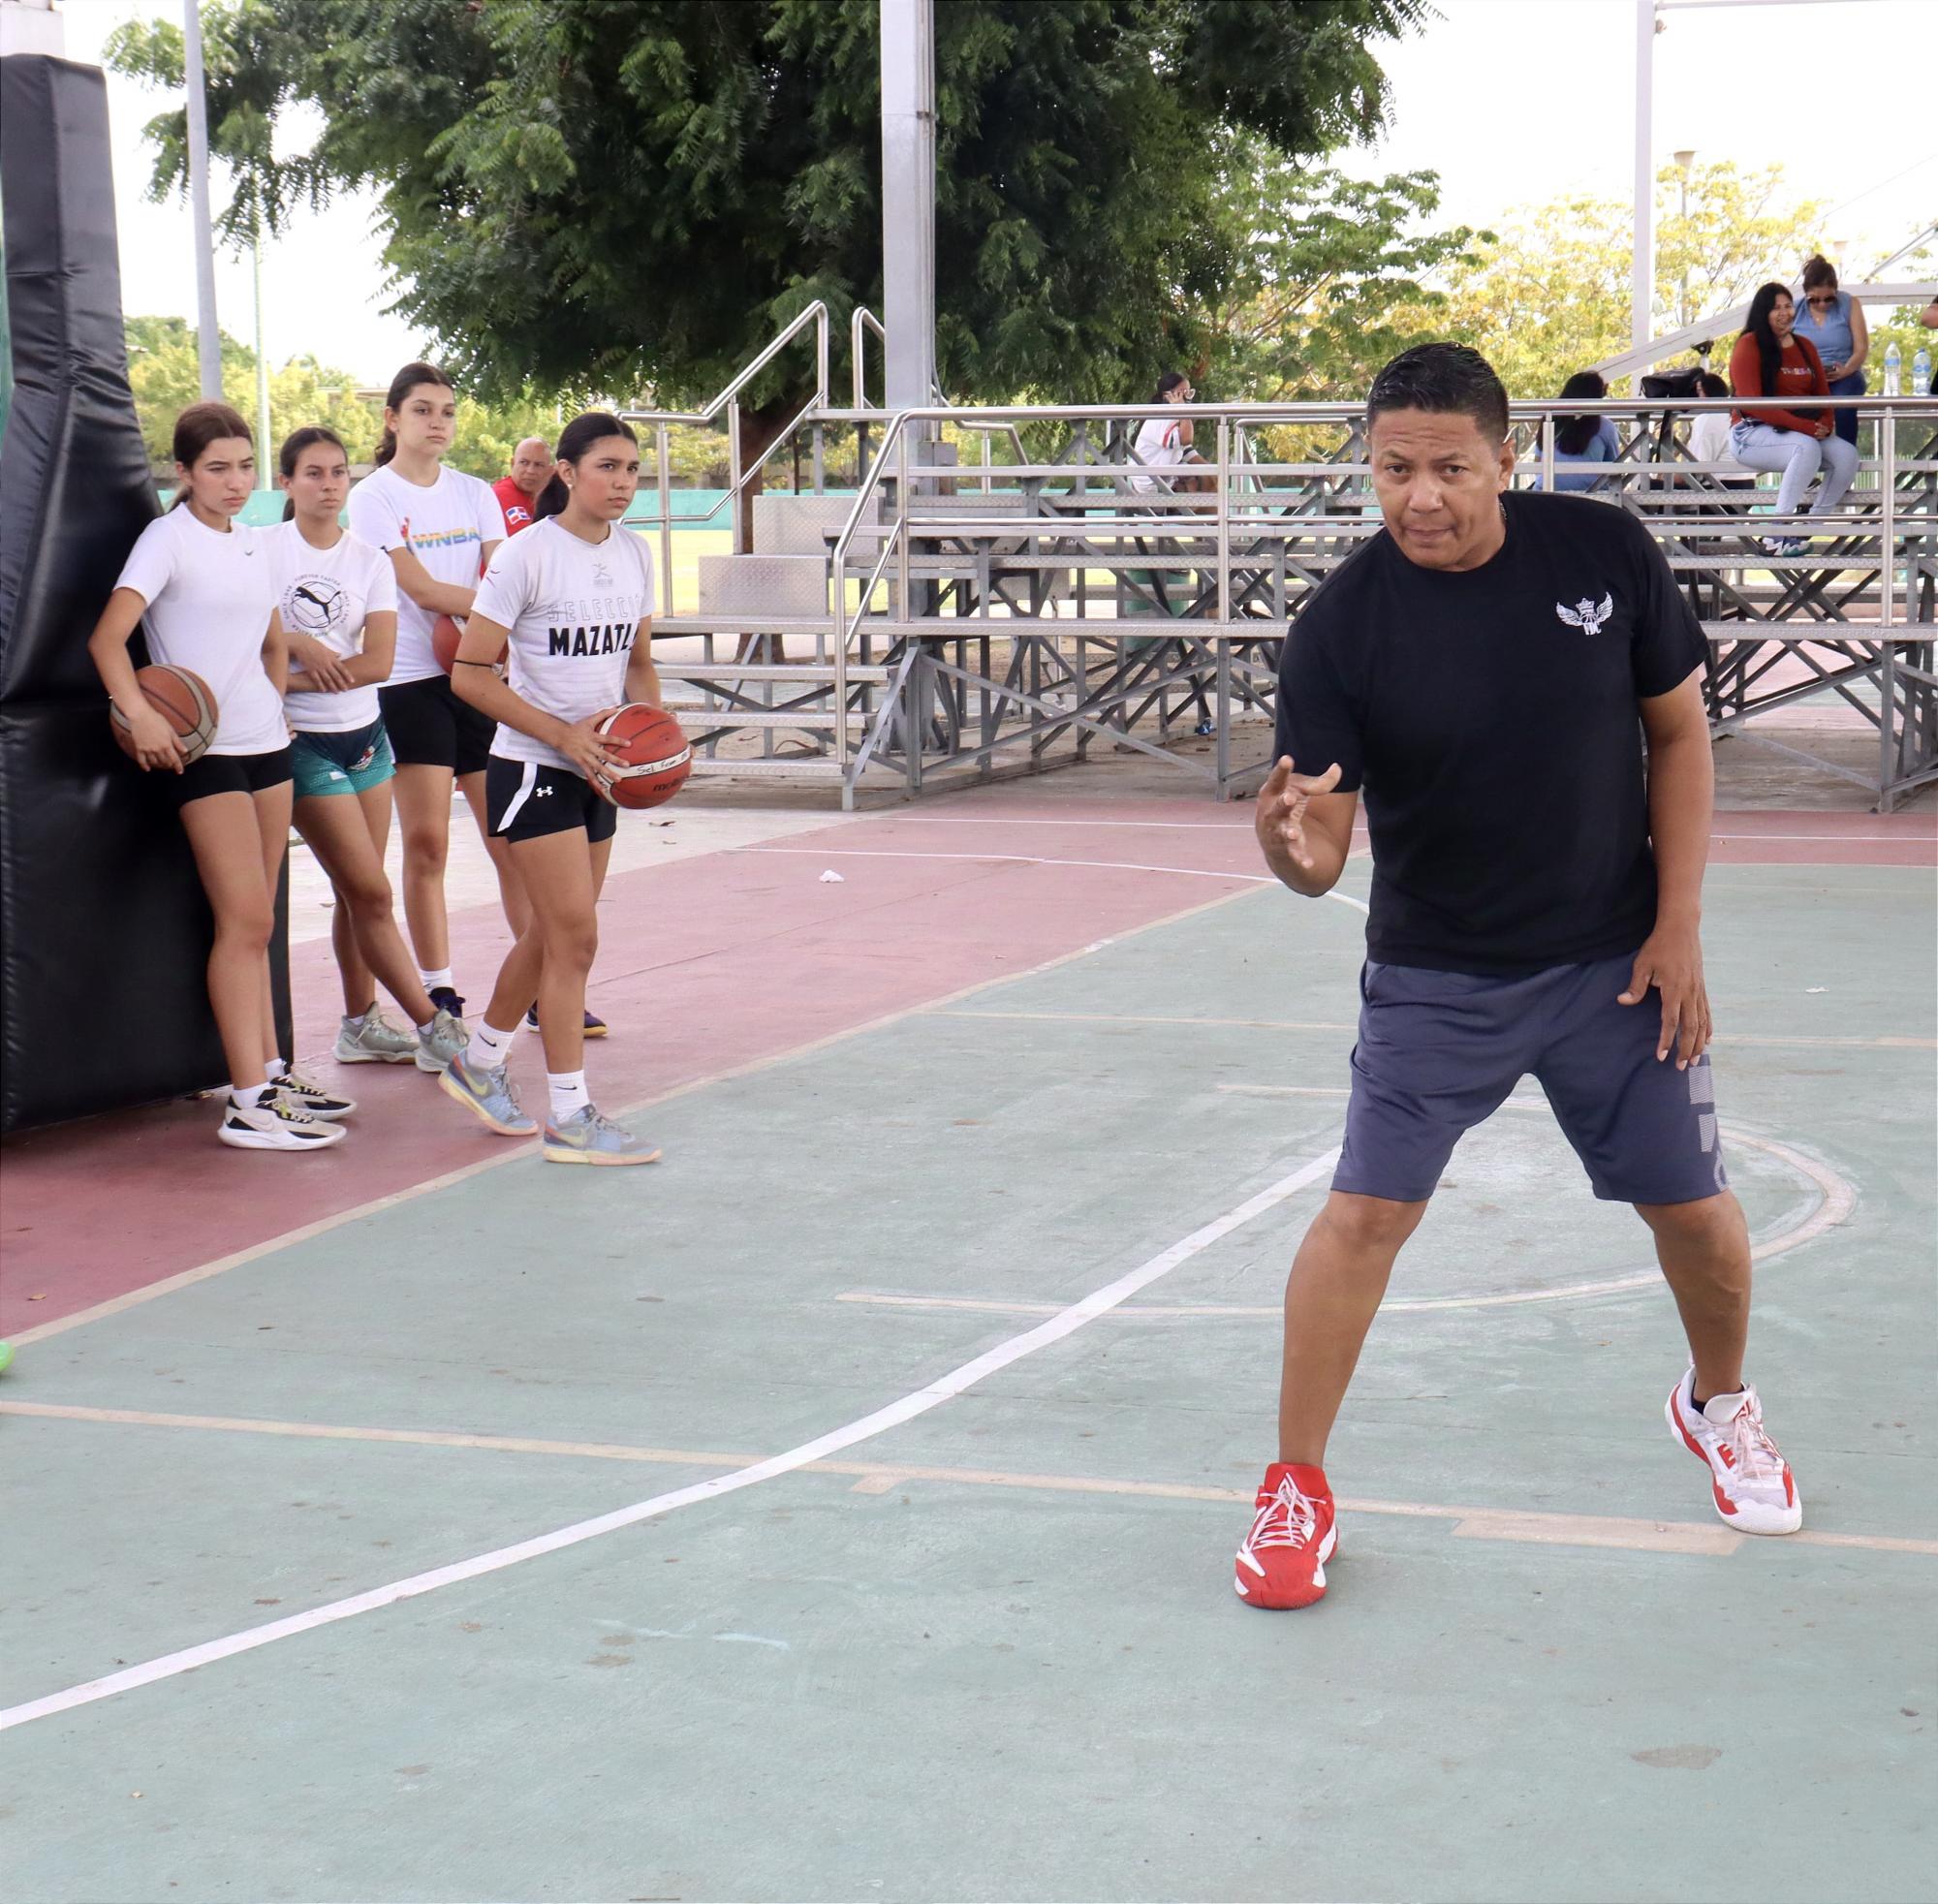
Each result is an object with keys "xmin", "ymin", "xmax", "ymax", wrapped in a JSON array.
[{"xmin": 547, "ymin": 621, "xmax": 637, "ymax": 657}]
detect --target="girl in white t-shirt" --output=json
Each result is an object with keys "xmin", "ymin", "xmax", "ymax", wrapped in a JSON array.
[
  {"xmin": 272, "ymin": 425, "xmax": 465, "ymax": 1076},
  {"xmin": 438, "ymin": 412, "xmax": 667, "ymax": 1168},
  {"xmin": 1128, "ymin": 371, "xmax": 1210, "ymax": 494},
  {"xmin": 345, "ymin": 361, "xmax": 525, "ymax": 1028},
  {"xmin": 87, "ymin": 401, "xmax": 350, "ymax": 1152}
]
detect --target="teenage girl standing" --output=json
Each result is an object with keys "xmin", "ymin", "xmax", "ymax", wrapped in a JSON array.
[
  {"xmin": 345, "ymin": 362, "xmax": 527, "ymax": 1023},
  {"xmin": 269, "ymin": 425, "xmax": 466, "ymax": 1073},
  {"xmin": 439, "ymin": 413, "xmax": 663, "ymax": 1165},
  {"xmin": 88, "ymin": 401, "xmax": 352, "ymax": 1150}
]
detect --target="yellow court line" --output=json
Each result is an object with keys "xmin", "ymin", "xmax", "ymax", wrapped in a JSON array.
[
  {"xmin": 937, "ymin": 1009, "xmax": 1936, "ymax": 1051},
  {"xmin": 12, "ymin": 879, "xmax": 1273, "ymax": 1350},
  {"xmin": 5, "ymin": 1399, "xmax": 1932, "ymax": 1560}
]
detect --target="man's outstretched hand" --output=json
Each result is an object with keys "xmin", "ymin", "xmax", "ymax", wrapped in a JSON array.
[{"xmin": 1255, "ymin": 756, "xmax": 1343, "ymax": 880}]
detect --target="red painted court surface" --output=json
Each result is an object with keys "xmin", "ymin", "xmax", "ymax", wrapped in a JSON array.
[{"xmin": 2, "ymin": 794, "xmax": 1929, "ymax": 1339}]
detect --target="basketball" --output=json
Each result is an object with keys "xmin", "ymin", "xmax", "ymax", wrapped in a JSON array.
[
  {"xmin": 432, "ymin": 612, "xmax": 466, "ymax": 672},
  {"xmin": 109, "ymin": 664, "xmax": 217, "ymax": 765},
  {"xmin": 596, "ymin": 703, "xmax": 691, "ymax": 810}
]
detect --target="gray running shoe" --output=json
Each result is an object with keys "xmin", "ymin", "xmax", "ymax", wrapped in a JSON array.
[
  {"xmin": 439, "ymin": 1050, "xmax": 536, "ymax": 1137},
  {"xmin": 218, "ymin": 1091, "xmax": 346, "ymax": 1151},
  {"xmin": 334, "ymin": 1006, "xmax": 417, "ymax": 1065},
  {"xmin": 541, "ymin": 1106, "xmax": 661, "ymax": 1167},
  {"xmin": 413, "ymin": 1007, "xmax": 469, "ymax": 1074},
  {"xmin": 275, "ymin": 1068, "xmax": 356, "ymax": 1119}
]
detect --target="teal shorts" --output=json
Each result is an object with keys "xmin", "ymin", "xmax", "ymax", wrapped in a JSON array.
[{"xmin": 290, "ymin": 719, "xmax": 395, "ymax": 799}]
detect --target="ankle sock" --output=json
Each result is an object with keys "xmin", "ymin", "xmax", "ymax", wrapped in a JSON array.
[
  {"xmin": 266, "ymin": 1056, "xmax": 290, "ymax": 1081},
  {"xmin": 230, "ymin": 1081, "xmax": 270, "ymax": 1109},
  {"xmin": 420, "ymin": 966, "xmax": 454, "ymax": 993},
  {"xmin": 547, "ymin": 1070, "xmax": 589, "ymax": 1122},
  {"xmin": 470, "ymin": 1018, "xmax": 516, "ymax": 1070}
]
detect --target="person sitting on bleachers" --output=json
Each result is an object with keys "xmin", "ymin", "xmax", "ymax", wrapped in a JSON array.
[
  {"xmin": 1128, "ymin": 373, "xmax": 1210, "ymax": 494},
  {"xmin": 1531, "ymin": 371, "xmax": 1620, "ymax": 491}
]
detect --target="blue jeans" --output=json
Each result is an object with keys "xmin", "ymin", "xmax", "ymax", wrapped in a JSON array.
[{"xmin": 1828, "ymin": 371, "xmax": 1864, "ymax": 446}]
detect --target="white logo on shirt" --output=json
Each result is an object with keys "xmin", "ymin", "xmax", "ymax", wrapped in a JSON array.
[{"xmin": 1555, "ymin": 593, "xmax": 1614, "ymax": 637}]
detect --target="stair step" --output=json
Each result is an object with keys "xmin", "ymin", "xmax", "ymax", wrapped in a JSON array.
[
  {"xmin": 671, "ymin": 708, "xmax": 873, "ymax": 729},
  {"xmin": 686, "ymin": 756, "xmax": 889, "ymax": 782}
]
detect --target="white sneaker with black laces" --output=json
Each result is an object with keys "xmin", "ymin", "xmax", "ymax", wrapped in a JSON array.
[
  {"xmin": 270, "ymin": 1068, "xmax": 356, "ymax": 1119},
  {"xmin": 1666, "ymin": 1367, "xmax": 1801, "ymax": 1535},
  {"xmin": 218, "ymin": 1090, "xmax": 346, "ymax": 1151}
]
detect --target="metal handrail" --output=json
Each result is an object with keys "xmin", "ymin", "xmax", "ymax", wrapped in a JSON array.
[
  {"xmin": 621, "ymin": 300, "xmax": 830, "ymax": 430},
  {"xmin": 851, "ymin": 307, "xmax": 887, "ymax": 410}
]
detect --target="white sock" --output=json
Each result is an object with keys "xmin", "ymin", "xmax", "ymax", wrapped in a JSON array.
[
  {"xmin": 547, "ymin": 1070, "xmax": 589, "ymax": 1122},
  {"xmin": 470, "ymin": 1018, "xmax": 516, "ymax": 1070},
  {"xmin": 421, "ymin": 967, "xmax": 454, "ymax": 992},
  {"xmin": 231, "ymin": 1081, "xmax": 270, "ymax": 1108},
  {"xmin": 266, "ymin": 1056, "xmax": 290, "ymax": 1080}
]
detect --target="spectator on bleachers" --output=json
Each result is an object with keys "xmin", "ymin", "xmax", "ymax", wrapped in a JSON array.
[
  {"xmin": 1728, "ymin": 282, "xmax": 1858, "ymax": 553},
  {"xmin": 1686, "ymin": 371, "xmax": 1751, "ymax": 485},
  {"xmin": 1128, "ymin": 373, "xmax": 1209, "ymax": 493},
  {"xmin": 1792, "ymin": 256, "xmax": 1867, "ymax": 447},
  {"xmin": 1532, "ymin": 371, "xmax": 1619, "ymax": 491},
  {"xmin": 492, "ymin": 437, "xmax": 553, "ymax": 537}
]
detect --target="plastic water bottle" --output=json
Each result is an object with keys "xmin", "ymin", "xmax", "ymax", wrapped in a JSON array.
[
  {"xmin": 1915, "ymin": 348, "xmax": 1933, "ymax": 397},
  {"xmin": 1881, "ymin": 341, "xmax": 1901, "ymax": 395}
]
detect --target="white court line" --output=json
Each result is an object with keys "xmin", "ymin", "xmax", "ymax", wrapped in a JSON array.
[
  {"xmin": 735, "ymin": 845, "xmax": 1373, "ymax": 915},
  {"xmin": 836, "ymin": 1120, "xmax": 1854, "ymax": 1317},
  {"xmin": 0, "ymin": 1146, "xmax": 1339, "ymax": 1733}
]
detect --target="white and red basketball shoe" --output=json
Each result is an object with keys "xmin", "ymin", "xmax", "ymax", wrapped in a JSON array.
[
  {"xmin": 1235, "ymin": 1462, "xmax": 1337, "ymax": 1607},
  {"xmin": 1666, "ymin": 1367, "xmax": 1801, "ymax": 1535}
]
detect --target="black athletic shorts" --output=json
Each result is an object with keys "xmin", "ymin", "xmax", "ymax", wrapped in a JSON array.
[
  {"xmin": 379, "ymin": 673, "xmax": 494, "ymax": 776},
  {"xmin": 485, "ymin": 754, "xmax": 617, "ymax": 845},
  {"xmin": 163, "ymin": 744, "xmax": 294, "ymax": 809}
]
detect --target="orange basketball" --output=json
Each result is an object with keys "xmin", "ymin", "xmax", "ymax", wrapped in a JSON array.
[
  {"xmin": 596, "ymin": 703, "xmax": 690, "ymax": 810},
  {"xmin": 431, "ymin": 612, "xmax": 466, "ymax": 672},
  {"xmin": 110, "ymin": 664, "xmax": 218, "ymax": 765}
]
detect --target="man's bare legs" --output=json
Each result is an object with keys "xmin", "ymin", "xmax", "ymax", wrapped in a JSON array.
[{"xmin": 1638, "ymin": 1190, "xmax": 1751, "ymax": 1400}]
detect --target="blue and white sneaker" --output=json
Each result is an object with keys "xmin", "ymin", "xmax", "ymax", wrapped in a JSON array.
[
  {"xmin": 541, "ymin": 1106, "xmax": 660, "ymax": 1167},
  {"xmin": 413, "ymin": 1007, "xmax": 469, "ymax": 1075},
  {"xmin": 439, "ymin": 1050, "xmax": 536, "ymax": 1137}
]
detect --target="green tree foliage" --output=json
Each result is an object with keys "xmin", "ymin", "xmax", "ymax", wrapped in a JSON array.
[
  {"xmin": 106, "ymin": 0, "xmax": 1430, "ymax": 413},
  {"xmin": 1441, "ymin": 162, "xmax": 1831, "ymax": 396},
  {"xmin": 1194, "ymin": 134, "xmax": 1485, "ymax": 401}
]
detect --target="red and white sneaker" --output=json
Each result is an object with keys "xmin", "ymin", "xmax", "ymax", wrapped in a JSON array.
[
  {"xmin": 1235, "ymin": 1462, "xmax": 1337, "ymax": 1607},
  {"xmin": 1666, "ymin": 1368, "xmax": 1801, "ymax": 1535}
]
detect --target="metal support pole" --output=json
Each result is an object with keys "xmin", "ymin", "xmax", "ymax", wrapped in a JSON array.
[
  {"xmin": 251, "ymin": 219, "xmax": 271, "ymax": 489},
  {"xmin": 655, "ymin": 422, "xmax": 673, "ymax": 614},
  {"xmin": 183, "ymin": 0, "xmax": 222, "ymax": 400},
  {"xmin": 1632, "ymin": 0, "xmax": 1657, "ymax": 369},
  {"xmin": 881, "ymin": 0, "xmax": 936, "ymax": 434},
  {"xmin": 1878, "ymin": 408, "xmax": 1898, "ymax": 804},
  {"xmin": 1216, "ymin": 417, "xmax": 1230, "ymax": 623},
  {"xmin": 728, "ymin": 403, "xmax": 744, "ymax": 553}
]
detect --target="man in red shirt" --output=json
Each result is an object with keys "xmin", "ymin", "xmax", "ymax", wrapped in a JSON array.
[{"xmin": 491, "ymin": 437, "xmax": 553, "ymax": 537}]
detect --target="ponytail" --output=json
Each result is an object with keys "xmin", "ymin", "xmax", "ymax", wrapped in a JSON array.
[
  {"xmin": 376, "ymin": 359, "xmax": 453, "ymax": 466},
  {"xmin": 536, "ymin": 411, "xmax": 639, "ymax": 521}
]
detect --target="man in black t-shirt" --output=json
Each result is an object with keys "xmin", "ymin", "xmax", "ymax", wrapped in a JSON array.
[{"xmin": 1234, "ymin": 344, "xmax": 1801, "ymax": 1611}]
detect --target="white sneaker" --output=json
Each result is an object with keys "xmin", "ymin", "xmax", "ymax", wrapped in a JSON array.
[
  {"xmin": 334, "ymin": 1007, "xmax": 418, "ymax": 1064},
  {"xmin": 1666, "ymin": 1368, "xmax": 1801, "ymax": 1535},
  {"xmin": 272, "ymin": 1068, "xmax": 356, "ymax": 1120},
  {"xmin": 217, "ymin": 1091, "xmax": 347, "ymax": 1151}
]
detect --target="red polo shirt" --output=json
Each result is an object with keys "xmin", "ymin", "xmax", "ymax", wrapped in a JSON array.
[{"xmin": 492, "ymin": 474, "xmax": 540, "ymax": 536}]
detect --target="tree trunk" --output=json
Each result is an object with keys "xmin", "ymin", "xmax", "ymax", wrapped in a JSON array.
[{"xmin": 733, "ymin": 394, "xmax": 801, "ymax": 554}]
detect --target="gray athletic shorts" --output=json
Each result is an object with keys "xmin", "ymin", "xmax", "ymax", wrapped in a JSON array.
[{"xmin": 1334, "ymin": 952, "xmax": 1729, "ymax": 1206}]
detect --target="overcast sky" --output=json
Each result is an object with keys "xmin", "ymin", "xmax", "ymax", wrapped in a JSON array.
[{"xmin": 55, "ymin": 0, "xmax": 1938, "ymax": 385}]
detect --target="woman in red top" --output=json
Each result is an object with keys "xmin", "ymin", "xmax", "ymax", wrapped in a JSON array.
[{"xmin": 1726, "ymin": 281, "xmax": 1858, "ymax": 555}]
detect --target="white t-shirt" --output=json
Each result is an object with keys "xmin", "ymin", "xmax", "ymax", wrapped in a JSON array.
[
  {"xmin": 471, "ymin": 517, "xmax": 657, "ymax": 775},
  {"xmin": 1128, "ymin": 416, "xmax": 1189, "ymax": 493},
  {"xmin": 345, "ymin": 463, "xmax": 507, "ymax": 684},
  {"xmin": 1688, "ymin": 410, "xmax": 1735, "ymax": 469},
  {"xmin": 265, "ymin": 520, "xmax": 400, "ymax": 734},
  {"xmin": 112, "ymin": 508, "xmax": 286, "ymax": 756}
]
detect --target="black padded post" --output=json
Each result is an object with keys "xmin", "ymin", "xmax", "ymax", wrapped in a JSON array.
[{"xmin": 0, "ymin": 54, "xmax": 291, "ymax": 1132}]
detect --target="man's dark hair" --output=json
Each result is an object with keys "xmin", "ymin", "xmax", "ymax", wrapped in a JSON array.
[{"xmin": 1366, "ymin": 342, "xmax": 1510, "ymax": 444}]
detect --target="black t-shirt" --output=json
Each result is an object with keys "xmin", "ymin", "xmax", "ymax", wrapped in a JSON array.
[{"xmin": 1272, "ymin": 490, "xmax": 1705, "ymax": 975}]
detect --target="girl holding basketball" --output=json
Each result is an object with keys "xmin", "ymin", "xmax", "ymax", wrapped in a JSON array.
[
  {"xmin": 346, "ymin": 362, "xmax": 538, "ymax": 1027},
  {"xmin": 88, "ymin": 401, "xmax": 351, "ymax": 1150},
  {"xmin": 271, "ymin": 425, "xmax": 466, "ymax": 1074},
  {"xmin": 439, "ymin": 412, "xmax": 664, "ymax": 1165}
]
